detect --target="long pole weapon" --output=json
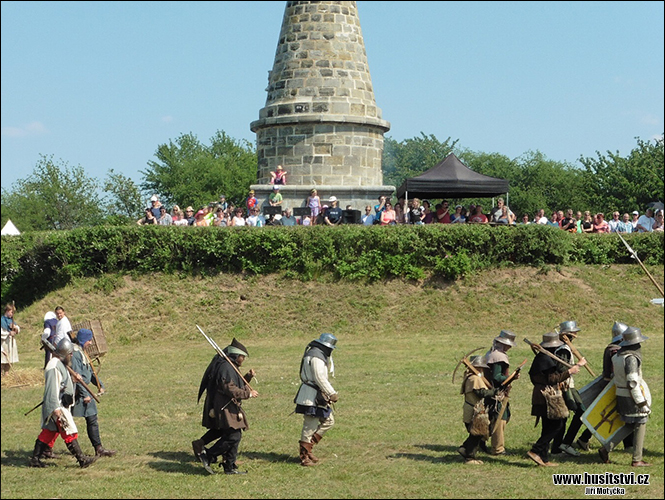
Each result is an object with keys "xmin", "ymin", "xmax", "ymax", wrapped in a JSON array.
[
  {"xmin": 558, "ymin": 332, "xmax": 596, "ymax": 377},
  {"xmin": 24, "ymin": 401, "xmax": 43, "ymax": 416},
  {"xmin": 82, "ymin": 348, "xmax": 103, "ymax": 396},
  {"xmin": 617, "ymin": 232, "xmax": 664, "ymax": 297},
  {"xmin": 195, "ymin": 325, "xmax": 254, "ymax": 392},
  {"xmin": 523, "ymin": 338, "xmax": 574, "ymax": 369}
]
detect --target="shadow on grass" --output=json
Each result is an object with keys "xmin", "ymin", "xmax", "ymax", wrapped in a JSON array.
[
  {"xmin": 2, "ymin": 449, "xmax": 73, "ymax": 468},
  {"xmin": 386, "ymin": 443, "xmax": 549, "ymax": 468},
  {"xmin": 2, "ymin": 449, "xmax": 32, "ymax": 467},
  {"xmin": 147, "ymin": 450, "xmax": 215, "ymax": 475},
  {"xmin": 146, "ymin": 450, "xmax": 297, "ymax": 475}
]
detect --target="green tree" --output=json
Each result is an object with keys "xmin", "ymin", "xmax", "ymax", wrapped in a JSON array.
[
  {"xmin": 382, "ymin": 133, "xmax": 458, "ymax": 190},
  {"xmin": 1, "ymin": 155, "xmax": 102, "ymax": 231},
  {"xmin": 579, "ymin": 135, "xmax": 664, "ymax": 213},
  {"xmin": 102, "ymin": 169, "xmax": 144, "ymax": 223},
  {"xmin": 140, "ymin": 131, "xmax": 257, "ymax": 209}
]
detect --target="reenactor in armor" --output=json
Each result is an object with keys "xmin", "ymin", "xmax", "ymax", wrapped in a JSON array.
[
  {"xmin": 551, "ymin": 320, "xmax": 586, "ymax": 457},
  {"xmin": 577, "ymin": 322, "xmax": 633, "ymax": 452},
  {"xmin": 485, "ymin": 330, "xmax": 518, "ymax": 455},
  {"xmin": 294, "ymin": 333, "xmax": 339, "ymax": 466},
  {"xmin": 605, "ymin": 327, "xmax": 651, "ymax": 467},
  {"xmin": 526, "ymin": 332, "xmax": 586, "ymax": 467},
  {"xmin": 458, "ymin": 355, "xmax": 496, "ymax": 465},
  {"xmin": 29, "ymin": 338, "xmax": 97, "ymax": 468}
]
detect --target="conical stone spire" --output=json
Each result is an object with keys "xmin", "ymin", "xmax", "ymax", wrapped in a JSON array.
[{"xmin": 250, "ymin": 1, "xmax": 393, "ymax": 213}]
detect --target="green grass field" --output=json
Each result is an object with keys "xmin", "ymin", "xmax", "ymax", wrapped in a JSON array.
[{"xmin": 1, "ymin": 265, "xmax": 663, "ymax": 499}]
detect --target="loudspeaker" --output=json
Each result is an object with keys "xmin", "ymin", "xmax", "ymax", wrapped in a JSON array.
[
  {"xmin": 343, "ymin": 209, "xmax": 361, "ymax": 224},
  {"xmin": 292, "ymin": 207, "xmax": 311, "ymax": 217},
  {"xmin": 262, "ymin": 206, "xmax": 282, "ymax": 216}
]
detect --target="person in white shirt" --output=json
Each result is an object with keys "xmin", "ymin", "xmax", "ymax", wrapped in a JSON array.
[
  {"xmin": 607, "ymin": 211, "xmax": 621, "ymax": 232},
  {"xmin": 54, "ymin": 306, "xmax": 72, "ymax": 348},
  {"xmin": 361, "ymin": 206, "xmax": 375, "ymax": 226},
  {"xmin": 636, "ymin": 209, "xmax": 655, "ymax": 233}
]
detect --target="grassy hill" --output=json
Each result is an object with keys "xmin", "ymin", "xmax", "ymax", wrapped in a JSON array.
[{"xmin": 1, "ymin": 265, "xmax": 663, "ymax": 499}]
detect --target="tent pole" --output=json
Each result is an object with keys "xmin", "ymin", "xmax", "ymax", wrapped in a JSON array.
[{"xmin": 405, "ymin": 191, "xmax": 409, "ymax": 224}]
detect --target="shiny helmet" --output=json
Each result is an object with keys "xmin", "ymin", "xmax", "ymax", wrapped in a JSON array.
[
  {"xmin": 540, "ymin": 332, "xmax": 563, "ymax": 348},
  {"xmin": 559, "ymin": 320, "xmax": 581, "ymax": 337},
  {"xmin": 470, "ymin": 355, "xmax": 489, "ymax": 369},
  {"xmin": 611, "ymin": 321, "xmax": 629, "ymax": 344},
  {"xmin": 619, "ymin": 327, "xmax": 649, "ymax": 347},
  {"xmin": 315, "ymin": 333, "xmax": 337, "ymax": 350},
  {"xmin": 494, "ymin": 330, "xmax": 516, "ymax": 347},
  {"xmin": 54, "ymin": 338, "xmax": 74, "ymax": 360}
]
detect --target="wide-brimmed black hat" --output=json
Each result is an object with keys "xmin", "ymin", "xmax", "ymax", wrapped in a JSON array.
[{"xmin": 227, "ymin": 337, "xmax": 249, "ymax": 357}]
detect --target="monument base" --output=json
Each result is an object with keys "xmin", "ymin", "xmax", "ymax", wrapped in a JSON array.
[{"xmin": 250, "ymin": 184, "xmax": 396, "ymax": 216}]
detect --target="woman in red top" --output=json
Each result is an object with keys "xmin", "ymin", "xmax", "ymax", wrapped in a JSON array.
[
  {"xmin": 593, "ymin": 213, "xmax": 610, "ymax": 233},
  {"xmin": 380, "ymin": 202, "xmax": 397, "ymax": 225}
]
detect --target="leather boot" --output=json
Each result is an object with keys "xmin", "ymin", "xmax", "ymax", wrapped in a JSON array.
[
  {"xmin": 66, "ymin": 439, "xmax": 97, "ymax": 468},
  {"xmin": 95, "ymin": 444, "xmax": 117, "ymax": 457},
  {"xmin": 299, "ymin": 441, "xmax": 316, "ymax": 467},
  {"xmin": 191, "ymin": 439, "xmax": 204, "ymax": 458},
  {"xmin": 40, "ymin": 445, "xmax": 57, "ymax": 459},
  {"xmin": 308, "ymin": 433, "xmax": 323, "ymax": 463},
  {"xmin": 29, "ymin": 440, "xmax": 47, "ymax": 468}
]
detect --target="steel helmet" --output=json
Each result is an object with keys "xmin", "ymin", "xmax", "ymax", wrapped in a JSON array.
[
  {"xmin": 470, "ymin": 355, "xmax": 489, "ymax": 369},
  {"xmin": 611, "ymin": 321, "xmax": 629, "ymax": 343},
  {"xmin": 315, "ymin": 333, "xmax": 337, "ymax": 350},
  {"xmin": 55, "ymin": 338, "xmax": 74, "ymax": 359},
  {"xmin": 619, "ymin": 327, "xmax": 649, "ymax": 347},
  {"xmin": 494, "ymin": 330, "xmax": 516, "ymax": 347}
]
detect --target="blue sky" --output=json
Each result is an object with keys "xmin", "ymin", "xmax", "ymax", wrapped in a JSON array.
[{"xmin": 2, "ymin": 1, "xmax": 663, "ymax": 192}]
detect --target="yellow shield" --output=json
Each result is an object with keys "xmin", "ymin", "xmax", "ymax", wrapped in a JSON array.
[{"xmin": 581, "ymin": 380, "xmax": 631, "ymax": 446}]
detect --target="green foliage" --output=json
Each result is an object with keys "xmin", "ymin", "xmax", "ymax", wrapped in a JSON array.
[
  {"xmin": 579, "ymin": 135, "xmax": 664, "ymax": 214},
  {"xmin": 382, "ymin": 133, "xmax": 458, "ymax": 189},
  {"xmin": 140, "ymin": 130, "xmax": 257, "ymax": 211},
  {"xmin": 2, "ymin": 225, "xmax": 662, "ymax": 308},
  {"xmin": 102, "ymin": 169, "xmax": 144, "ymax": 219},
  {"xmin": 0, "ymin": 155, "xmax": 103, "ymax": 231}
]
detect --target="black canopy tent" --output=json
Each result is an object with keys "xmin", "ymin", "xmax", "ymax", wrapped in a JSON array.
[{"xmin": 395, "ymin": 153, "xmax": 510, "ymax": 201}]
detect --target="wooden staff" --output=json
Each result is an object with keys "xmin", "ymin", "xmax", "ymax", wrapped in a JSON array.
[
  {"xmin": 82, "ymin": 348, "xmax": 103, "ymax": 396},
  {"xmin": 523, "ymin": 338, "xmax": 574, "ymax": 369},
  {"xmin": 561, "ymin": 335, "xmax": 596, "ymax": 377},
  {"xmin": 196, "ymin": 325, "xmax": 254, "ymax": 392},
  {"xmin": 617, "ymin": 232, "xmax": 664, "ymax": 297}
]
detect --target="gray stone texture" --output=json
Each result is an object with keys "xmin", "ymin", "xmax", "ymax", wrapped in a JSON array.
[{"xmin": 250, "ymin": 1, "xmax": 393, "ymax": 211}]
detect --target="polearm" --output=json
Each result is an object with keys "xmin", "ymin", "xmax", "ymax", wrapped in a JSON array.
[
  {"xmin": 195, "ymin": 325, "xmax": 254, "ymax": 392},
  {"xmin": 41, "ymin": 339, "xmax": 100, "ymax": 403},
  {"xmin": 523, "ymin": 338, "xmax": 574, "ymax": 369},
  {"xmin": 24, "ymin": 401, "xmax": 43, "ymax": 416},
  {"xmin": 560, "ymin": 333, "xmax": 596, "ymax": 377},
  {"xmin": 617, "ymin": 232, "xmax": 664, "ymax": 297}
]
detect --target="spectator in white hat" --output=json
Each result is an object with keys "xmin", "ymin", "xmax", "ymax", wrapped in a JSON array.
[{"xmin": 324, "ymin": 197, "xmax": 343, "ymax": 226}]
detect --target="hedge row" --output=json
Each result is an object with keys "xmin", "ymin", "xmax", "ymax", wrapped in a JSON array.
[{"xmin": 2, "ymin": 224, "xmax": 663, "ymax": 307}]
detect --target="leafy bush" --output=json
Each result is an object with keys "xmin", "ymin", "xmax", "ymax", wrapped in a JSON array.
[{"xmin": 1, "ymin": 225, "xmax": 662, "ymax": 307}]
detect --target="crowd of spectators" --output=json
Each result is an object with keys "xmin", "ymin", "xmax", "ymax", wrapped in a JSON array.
[{"xmin": 137, "ymin": 194, "xmax": 664, "ymax": 234}]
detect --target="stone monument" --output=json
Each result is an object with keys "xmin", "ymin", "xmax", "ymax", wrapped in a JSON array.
[{"xmin": 250, "ymin": 0, "xmax": 394, "ymax": 215}]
